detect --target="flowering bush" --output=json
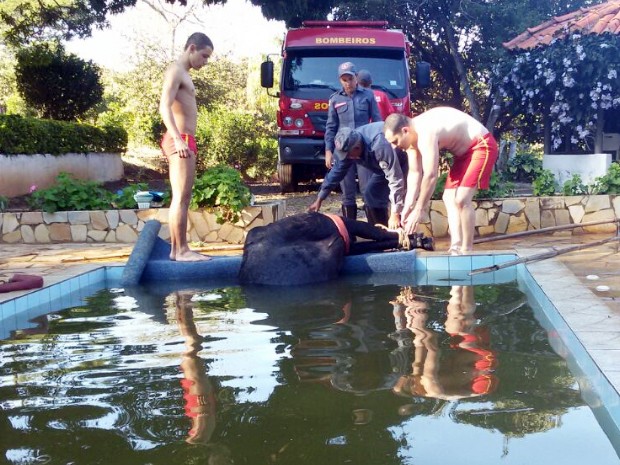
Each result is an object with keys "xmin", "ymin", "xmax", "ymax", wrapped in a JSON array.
[{"xmin": 497, "ymin": 33, "xmax": 620, "ymax": 152}]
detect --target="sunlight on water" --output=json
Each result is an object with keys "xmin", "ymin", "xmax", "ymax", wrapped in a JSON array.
[{"xmin": 1, "ymin": 279, "xmax": 619, "ymax": 465}]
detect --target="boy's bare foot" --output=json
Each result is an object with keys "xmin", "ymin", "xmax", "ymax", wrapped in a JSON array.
[
  {"xmin": 172, "ymin": 250, "xmax": 212, "ymax": 262},
  {"xmin": 448, "ymin": 245, "xmax": 462, "ymax": 256}
]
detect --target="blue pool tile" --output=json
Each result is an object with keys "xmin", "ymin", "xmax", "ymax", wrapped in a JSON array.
[
  {"xmin": 426, "ymin": 255, "xmax": 449, "ymax": 271},
  {"xmin": 448, "ymin": 255, "xmax": 473, "ymax": 271},
  {"xmin": 470, "ymin": 254, "xmax": 494, "ymax": 270},
  {"xmin": 48, "ymin": 283, "xmax": 62, "ymax": 304},
  {"xmin": 414, "ymin": 256, "xmax": 427, "ymax": 272},
  {"xmin": 59, "ymin": 280, "xmax": 72, "ymax": 299},
  {"xmin": 0, "ymin": 299, "xmax": 16, "ymax": 322}
]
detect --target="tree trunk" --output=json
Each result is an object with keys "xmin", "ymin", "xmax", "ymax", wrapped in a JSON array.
[
  {"xmin": 595, "ymin": 108, "xmax": 604, "ymax": 153},
  {"xmin": 438, "ymin": 14, "xmax": 481, "ymax": 121}
]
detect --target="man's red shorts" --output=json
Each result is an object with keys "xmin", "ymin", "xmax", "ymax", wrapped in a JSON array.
[
  {"xmin": 160, "ymin": 132, "xmax": 198, "ymax": 158},
  {"xmin": 445, "ymin": 133, "xmax": 498, "ymax": 190}
]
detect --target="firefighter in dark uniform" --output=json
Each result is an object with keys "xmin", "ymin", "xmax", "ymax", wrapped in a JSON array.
[
  {"xmin": 324, "ymin": 62, "xmax": 382, "ymax": 221},
  {"xmin": 311, "ymin": 122, "xmax": 405, "ymax": 229}
]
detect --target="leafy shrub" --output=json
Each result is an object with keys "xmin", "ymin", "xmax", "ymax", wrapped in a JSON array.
[
  {"xmin": 504, "ymin": 152, "xmax": 543, "ymax": 183},
  {"xmin": 27, "ymin": 172, "xmax": 113, "ymax": 213},
  {"xmin": 561, "ymin": 174, "xmax": 588, "ymax": 196},
  {"xmin": 593, "ymin": 162, "xmax": 620, "ymax": 194},
  {"xmin": 190, "ymin": 165, "xmax": 252, "ymax": 224},
  {"xmin": 112, "ymin": 183, "xmax": 150, "ymax": 209},
  {"xmin": 0, "ymin": 115, "xmax": 127, "ymax": 154},
  {"xmin": 476, "ymin": 171, "xmax": 515, "ymax": 199},
  {"xmin": 0, "ymin": 195, "xmax": 8, "ymax": 212},
  {"xmin": 195, "ymin": 106, "xmax": 277, "ymax": 180},
  {"xmin": 532, "ymin": 169, "xmax": 557, "ymax": 196},
  {"xmin": 431, "ymin": 172, "xmax": 447, "ymax": 200}
]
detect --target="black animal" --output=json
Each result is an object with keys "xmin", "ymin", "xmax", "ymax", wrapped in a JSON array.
[{"xmin": 239, "ymin": 212, "xmax": 433, "ymax": 286}]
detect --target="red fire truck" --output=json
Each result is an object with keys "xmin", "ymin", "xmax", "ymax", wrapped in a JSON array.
[{"xmin": 261, "ymin": 20, "xmax": 430, "ymax": 192}]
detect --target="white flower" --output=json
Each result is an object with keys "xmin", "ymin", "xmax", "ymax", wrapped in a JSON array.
[
  {"xmin": 563, "ymin": 58, "xmax": 571, "ymax": 67},
  {"xmin": 562, "ymin": 76, "xmax": 575, "ymax": 87},
  {"xmin": 575, "ymin": 45, "xmax": 583, "ymax": 55},
  {"xmin": 571, "ymin": 136, "xmax": 578, "ymax": 144},
  {"xmin": 600, "ymin": 43, "xmax": 610, "ymax": 49},
  {"xmin": 608, "ymin": 69, "xmax": 618, "ymax": 79}
]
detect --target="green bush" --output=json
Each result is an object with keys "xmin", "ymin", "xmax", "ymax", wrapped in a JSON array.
[
  {"xmin": 561, "ymin": 174, "xmax": 588, "ymax": 196},
  {"xmin": 190, "ymin": 165, "xmax": 252, "ymax": 224},
  {"xmin": 504, "ymin": 152, "xmax": 543, "ymax": 183},
  {"xmin": 593, "ymin": 162, "xmax": 620, "ymax": 194},
  {"xmin": 0, "ymin": 195, "xmax": 8, "ymax": 212},
  {"xmin": 28, "ymin": 172, "xmax": 113, "ymax": 213},
  {"xmin": 431, "ymin": 172, "xmax": 448, "ymax": 200},
  {"xmin": 112, "ymin": 183, "xmax": 150, "ymax": 209},
  {"xmin": 532, "ymin": 169, "xmax": 557, "ymax": 196},
  {"xmin": 476, "ymin": 171, "xmax": 515, "ymax": 199},
  {"xmin": 195, "ymin": 106, "xmax": 277, "ymax": 180},
  {"xmin": 0, "ymin": 115, "xmax": 127, "ymax": 154}
]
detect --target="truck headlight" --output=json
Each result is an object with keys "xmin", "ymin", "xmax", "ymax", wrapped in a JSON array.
[{"xmin": 294, "ymin": 118, "xmax": 304, "ymax": 128}]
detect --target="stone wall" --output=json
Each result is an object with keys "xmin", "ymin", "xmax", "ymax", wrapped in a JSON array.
[
  {"xmin": 416, "ymin": 194, "xmax": 619, "ymax": 238},
  {"xmin": 0, "ymin": 201, "xmax": 285, "ymax": 245},
  {"xmin": 0, "ymin": 195, "xmax": 617, "ymax": 244}
]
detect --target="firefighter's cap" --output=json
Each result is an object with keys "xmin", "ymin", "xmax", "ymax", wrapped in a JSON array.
[
  {"xmin": 334, "ymin": 127, "xmax": 362, "ymax": 161},
  {"xmin": 338, "ymin": 62, "xmax": 357, "ymax": 77}
]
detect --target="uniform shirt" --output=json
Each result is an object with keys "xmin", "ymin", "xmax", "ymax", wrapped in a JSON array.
[
  {"xmin": 372, "ymin": 90, "xmax": 397, "ymax": 120},
  {"xmin": 318, "ymin": 122, "xmax": 405, "ymax": 214},
  {"xmin": 324, "ymin": 86, "xmax": 382, "ymax": 153}
]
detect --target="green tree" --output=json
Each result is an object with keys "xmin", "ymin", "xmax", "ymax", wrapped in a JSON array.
[
  {"xmin": 0, "ymin": 0, "xmax": 227, "ymax": 47},
  {"xmin": 15, "ymin": 42, "xmax": 104, "ymax": 121}
]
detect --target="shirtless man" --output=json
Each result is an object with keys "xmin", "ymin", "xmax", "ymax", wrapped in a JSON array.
[
  {"xmin": 159, "ymin": 32, "xmax": 213, "ymax": 261},
  {"xmin": 383, "ymin": 107, "xmax": 498, "ymax": 254}
]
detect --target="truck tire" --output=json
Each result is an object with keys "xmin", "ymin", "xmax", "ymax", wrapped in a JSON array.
[{"xmin": 278, "ymin": 163, "xmax": 297, "ymax": 193}]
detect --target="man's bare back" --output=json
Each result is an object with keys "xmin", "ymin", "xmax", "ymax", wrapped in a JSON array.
[{"xmin": 412, "ymin": 107, "xmax": 490, "ymax": 158}]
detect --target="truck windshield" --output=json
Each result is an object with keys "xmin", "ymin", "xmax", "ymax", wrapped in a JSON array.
[{"xmin": 283, "ymin": 50, "xmax": 409, "ymax": 99}]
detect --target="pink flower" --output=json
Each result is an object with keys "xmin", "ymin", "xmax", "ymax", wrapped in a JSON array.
[{"xmin": 29, "ymin": 185, "xmax": 37, "ymax": 193}]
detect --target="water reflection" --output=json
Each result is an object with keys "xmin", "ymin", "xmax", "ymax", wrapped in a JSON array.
[
  {"xmin": 1, "ymin": 279, "xmax": 616, "ymax": 465},
  {"xmin": 392, "ymin": 285, "xmax": 498, "ymax": 400},
  {"xmin": 168, "ymin": 291, "xmax": 233, "ymax": 462}
]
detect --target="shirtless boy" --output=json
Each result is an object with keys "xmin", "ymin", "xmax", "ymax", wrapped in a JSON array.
[
  {"xmin": 159, "ymin": 32, "xmax": 213, "ymax": 261},
  {"xmin": 383, "ymin": 107, "xmax": 498, "ymax": 254}
]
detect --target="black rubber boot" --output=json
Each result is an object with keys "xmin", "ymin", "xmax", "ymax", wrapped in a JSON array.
[
  {"xmin": 364, "ymin": 206, "xmax": 389, "ymax": 227},
  {"xmin": 341, "ymin": 205, "xmax": 357, "ymax": 220}
]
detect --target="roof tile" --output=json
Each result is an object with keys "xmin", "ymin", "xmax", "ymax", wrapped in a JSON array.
[{"xmin": 504, "ymin": 0, "xmax": 620, "ymax": 50}]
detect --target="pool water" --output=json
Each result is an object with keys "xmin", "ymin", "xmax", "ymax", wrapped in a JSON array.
[{"xmin": 1, "ymin": 278, "xmax": 619, "ymax": 465}]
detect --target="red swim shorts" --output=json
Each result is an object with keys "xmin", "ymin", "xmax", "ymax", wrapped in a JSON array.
[
  {"xmin": 445, "ymin": 133, "xmax": 498, "ymax": 190},
  {"xmin": 160, "ymin": 132, "xmax": 198, "ymax": 158}
]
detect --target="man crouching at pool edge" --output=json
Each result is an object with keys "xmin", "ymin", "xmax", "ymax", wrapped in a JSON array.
[{"xmin": 383, "ymin": 107, "xmax": 498, "ymax": 255}]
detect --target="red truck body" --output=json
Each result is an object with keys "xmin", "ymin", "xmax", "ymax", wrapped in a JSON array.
[{"xmin": 262, "ymin": 21, "xmax": 418, "ymax": 192}]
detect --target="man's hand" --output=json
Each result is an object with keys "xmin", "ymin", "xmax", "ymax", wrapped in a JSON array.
[
  {"xmin": 308, "ymin": 198, "xmax": 322, "ymax": 212},
  {"xmin": 325, "ymin": 150, "xmax": 334, "ymax": 169},
  {"xmin": 403, "ymin": 208, "xmax": 422, "ymax": 235},
  {"xmin": 174, "ymin": 137, "xmax": 193, "ymax": 158},
  {"xmin": 388, "ymin": 212, "xmax": 401, "ymax": 230}
]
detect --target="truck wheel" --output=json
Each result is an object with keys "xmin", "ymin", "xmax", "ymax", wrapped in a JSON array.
[{"xmin": 278, "ymin": 163, "xmax": 297, "ymax": 193}]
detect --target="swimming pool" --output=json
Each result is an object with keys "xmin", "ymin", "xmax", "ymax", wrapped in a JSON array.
[{"xmin": 1, "ymin": 247, "xmax": 620, "ymax": 464}]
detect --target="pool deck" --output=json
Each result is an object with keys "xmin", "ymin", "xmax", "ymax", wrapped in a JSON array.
[{"xmin": 1, "ymin": 233, "xmax": 619, "ymax": 394}]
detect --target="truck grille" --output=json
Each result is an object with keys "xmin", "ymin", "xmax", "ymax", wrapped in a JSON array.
[{"xmin": 308, "ymin": 112, "xmax": 328, "ymax": 133}]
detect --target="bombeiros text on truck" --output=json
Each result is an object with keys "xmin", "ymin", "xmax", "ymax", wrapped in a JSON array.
[{"xmin": 261, "ymin": 20, "xmax": 430, "ymax": 192}]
